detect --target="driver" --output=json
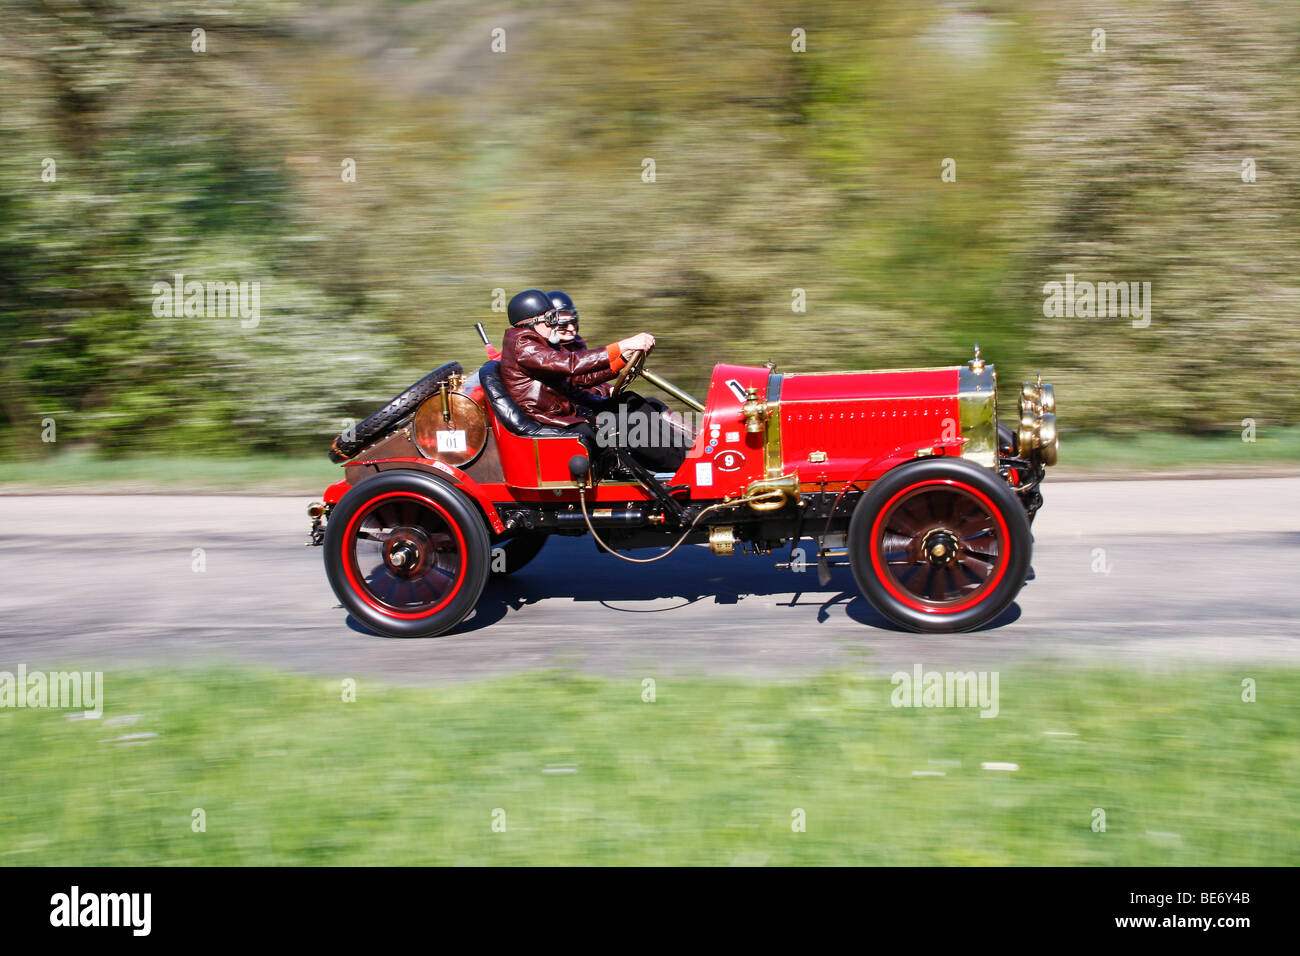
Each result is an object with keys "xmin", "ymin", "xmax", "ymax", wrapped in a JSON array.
[
  {"xmin": 545, "ymin": 289, "xmax": 693, "ymax": 474},
  {"xmin": 500, "ymin": 289, "xmax": 653, "ymax": 454}
]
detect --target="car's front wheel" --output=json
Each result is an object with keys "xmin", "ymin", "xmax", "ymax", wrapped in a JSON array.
[
  {"xmin": 324, "ymin": 470, "xmax": 490, "ymax": 637},
  {"xmin": 849, "ymin": 458, "xmax": 1031, "ymax": 633}
]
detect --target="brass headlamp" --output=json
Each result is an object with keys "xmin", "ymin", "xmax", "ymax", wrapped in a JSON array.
[{"xmin": 1017, "ymin": 374, "xmax": 1059, "ymax": 466}]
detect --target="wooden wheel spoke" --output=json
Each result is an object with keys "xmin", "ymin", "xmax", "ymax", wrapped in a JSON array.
[
  {"xmin": 426, "ymin": 562, "xmax": 456, "ymax": 581},
  {"xmin": 896, "ymin": 501, "xmax": 926, "ymax": 532},
  {"xmin": 942, "ymin": 566, "xmax": 960, "ymax": 600},
  {"xmin": 920, "ymin": 566, "xmax": 939, "ymax": 600},
  {"xmin": 956, "ymin": 560, "xmax": 986, "ymax": 587},
  {"xmin": 379, "ymin": 574, "xmax": 403, "ymax": 605},
  {"xmin": 413, "ymin": 577, "xmax": 442, "ymax": 603},
  {"xmin": 956, "ymin": 514, "xmax": 995, "ymax": 539},
  {"xmin": 957, "ymin": 551, "xmax": 994, "ymax": 578}
]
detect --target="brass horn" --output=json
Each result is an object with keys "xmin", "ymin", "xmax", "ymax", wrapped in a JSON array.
[{"xmin": 744, "ymin": 473, "xmax": 800, "ymax": 512}]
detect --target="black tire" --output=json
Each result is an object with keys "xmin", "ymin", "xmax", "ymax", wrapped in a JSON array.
[
  {"xmin": 489, "ymin": 532, "xmax": 547, "ymax": 576},
  {"xmin": 324, "ymin": 469, "xmax": 490, "ymax": 637},
  {"xmin": 848, "ymin": 457, "xmax": 1031, "ymax": 633},
  {"xmin": 329, "ymin": 362, "xmax": 462, "ymax": 462}
]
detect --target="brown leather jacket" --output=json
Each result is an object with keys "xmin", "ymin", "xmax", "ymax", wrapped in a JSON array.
[
  {"xmin": 563, "ymin": 336, "xmax": 615, "ymax": 405},
  {"xmin": 501, "ymin": 326, "xmax": 625, "ymax": 427}
]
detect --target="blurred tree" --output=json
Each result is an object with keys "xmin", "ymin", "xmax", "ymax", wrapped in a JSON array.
[{"xmin": 1, "ymin": 0, "xmax": 1298, "ymax": 459}]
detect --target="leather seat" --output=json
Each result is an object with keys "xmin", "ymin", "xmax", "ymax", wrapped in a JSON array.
[{"xmin": 479, "ymin": 361, "xmax": 582, "ymax": 440}]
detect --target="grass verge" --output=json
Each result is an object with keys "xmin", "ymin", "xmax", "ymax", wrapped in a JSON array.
[
  {"xmin": 0, "ymin": 450, "xmax": 341, "ymax": 494},
  {"xmin": 1, "ymin": 666, "xmax": 1295, "ymax": 865},
  {"xmin": 1057, "ymin": 426, "xmax": 1300, "ymax": 473},
  {"xmin": 1, "ymin": 430, "xmax": 1298, "ymax": 494}
]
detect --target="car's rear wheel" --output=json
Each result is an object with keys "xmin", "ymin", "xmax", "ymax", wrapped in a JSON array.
[
  {"xmin": 849, "ymin": 458, "xmax": 1031, "ymax": 633},
  {"xmin": 489, "ymin": 532, "xmax": 547, "ymax": 576},
  {"xmin": 324, "ymin": 470, "xmax": 490, "ymax": 637}
]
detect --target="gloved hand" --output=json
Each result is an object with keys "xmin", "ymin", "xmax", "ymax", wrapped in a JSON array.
[{"xmin": 617, "ymin": 332, "xmax": 656, "ymax": 354}]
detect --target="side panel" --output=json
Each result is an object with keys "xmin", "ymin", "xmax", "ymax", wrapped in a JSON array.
[
  {"xmin": 490, "ymin": 417, "xmax": 593, "ymax": 489},
  {"xmin": 778, "ymin": 368, "xmax": 962, "ymax": 483},
  {"xmin": 666, "ymin": 363, "xmax": 771, "ymax": 499}
]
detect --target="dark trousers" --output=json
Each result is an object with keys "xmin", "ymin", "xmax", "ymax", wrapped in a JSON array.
[{"xmin": 583, "ymin": 391, "xmax": 691, "ymax": 473}]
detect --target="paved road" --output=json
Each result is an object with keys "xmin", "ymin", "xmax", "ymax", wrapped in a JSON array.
[{"xmin": 1, "ymin": 479, "xmax": 1297, "ymax": 683}]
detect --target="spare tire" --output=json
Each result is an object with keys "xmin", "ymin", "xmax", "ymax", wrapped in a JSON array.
[{"xmin": 329, "ymin": 362, "xmax": 462, "ymax": 462}]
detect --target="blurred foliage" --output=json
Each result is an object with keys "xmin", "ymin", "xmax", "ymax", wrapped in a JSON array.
[{"xmin": 2, "ymin": 0, "xmax": 1299, "ymax": 457}]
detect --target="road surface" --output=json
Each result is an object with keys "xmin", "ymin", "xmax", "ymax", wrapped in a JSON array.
[{"xmin": 1, "ymin": 479, "xmax": 1297, "ymax": 683}]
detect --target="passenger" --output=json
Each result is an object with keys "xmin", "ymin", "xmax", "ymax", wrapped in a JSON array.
[{"xmin": 499, "ymin": 288, "xmax": 653, "ymax": 456}]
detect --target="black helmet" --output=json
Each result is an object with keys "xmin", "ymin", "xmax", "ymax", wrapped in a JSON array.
[
  {"xmin": 507, "ymin": 289, "xmax": 554, "ymax": 327},
  {"xmin": 547, "ymin": 290, "xmax": 577, "ymax": 317},
  {"xmin": 546, "ymin": 290, "xmax": 579, "ymax": 329}
]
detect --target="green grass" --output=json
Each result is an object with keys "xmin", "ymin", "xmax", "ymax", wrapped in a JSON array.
[
  {"xmin": 0, "ymin": 450, "xmax": 341, "ymax": 493},
  {"xmin": 1, "ymin": 666, "xmax": 1296, "ymax": 865},
  {"xmin": 1058, "ymin": 427, "xmax": 1300, "ymax": 472},
  {"xmin": 0, "ymin": 429, "xmax": 1297, "ymax": 494}
]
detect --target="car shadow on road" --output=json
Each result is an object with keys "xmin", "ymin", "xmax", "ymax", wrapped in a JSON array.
[{"xmin": 346, "ymin": 537, "xmax": 1023, "ymax": 638}]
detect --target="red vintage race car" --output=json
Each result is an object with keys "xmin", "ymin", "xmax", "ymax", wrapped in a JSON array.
[{"xmin": 308, "ymin": 338, "xmax": 1058, "ymax": 637}]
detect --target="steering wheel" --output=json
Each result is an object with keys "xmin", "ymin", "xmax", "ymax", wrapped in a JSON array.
[{"xmin": 609, "ymin": 348, "xmax": 648, "ymax": 397}]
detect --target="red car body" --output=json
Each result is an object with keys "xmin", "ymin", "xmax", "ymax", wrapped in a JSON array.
[{"xmin": 312, "ymin": 348, "xmax": 1058, "ymax": 638}]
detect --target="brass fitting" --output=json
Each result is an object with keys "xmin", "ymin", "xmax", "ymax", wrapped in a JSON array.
[
  {"xmin": 744, "ymin": 473, "xmax": 800, "ymax": 512},
  {"xmin": 708, "ymin": 526, "xmax": 737, "ymax": 555},
  {"xmin": 741, "ymin": 387, "xmax": 777, "ymax": 434}
]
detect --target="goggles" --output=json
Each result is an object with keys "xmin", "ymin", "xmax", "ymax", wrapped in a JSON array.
[{"xmin": 545, "ymin": 309, "xmax": 579, "ymax": 330}]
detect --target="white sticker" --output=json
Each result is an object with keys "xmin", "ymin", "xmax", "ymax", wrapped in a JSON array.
[
  {"xmin": 437, "ymin": 430, "xmax": 467, "ymax": 453},
  {"xmin": 695, "ymin": 462, "xmax": 713, "ymax": 486},
  {"xmin": 725, "ymin": 431, "xmax": 740, "ymax": 443}
]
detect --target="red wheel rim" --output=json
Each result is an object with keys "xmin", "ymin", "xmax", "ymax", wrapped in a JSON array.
[
  {"xmin": 342, "ymin": 491, "xmax": 467, "ymax": 620},
  {"xmin": 869, "ymin": 478, "xmax": 1010, "ymax": 615}
]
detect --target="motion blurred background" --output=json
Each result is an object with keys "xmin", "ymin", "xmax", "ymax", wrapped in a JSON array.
[
  {"xmin": 2, "ymin": 1, "xmax": 1299, "ymax": 869},
  {"xmin": 2, "ymin": 0, "xmax": 1298, "ymax": 465}
]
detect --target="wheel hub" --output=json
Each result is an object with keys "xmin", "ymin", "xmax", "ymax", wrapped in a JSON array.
[
  {"xmin": 383, "ymin": 527, "xmax": 430, "ymax": 577},
  {"xmin": 921, "ymin": 529, "xmax": 960, "ymax": 566}
]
